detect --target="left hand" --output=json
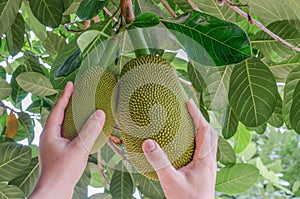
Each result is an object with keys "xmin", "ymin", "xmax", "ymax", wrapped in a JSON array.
[{"xmin": 29, "ymin": 82, "xmax": 106, "ymax": 199}]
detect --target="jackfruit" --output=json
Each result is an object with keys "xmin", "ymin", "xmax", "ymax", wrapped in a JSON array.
[
  {"xmin": 113, "ymin": 54, "xmax": 195, "ymax": 180},
  {"xmin": 62, "ymin": 66, "xmax": 116, "ymax": 153}
]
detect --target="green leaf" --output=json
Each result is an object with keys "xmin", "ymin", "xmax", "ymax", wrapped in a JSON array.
[
  {"xmin": 133, "ymin": 173, "xmax": 165, "ymax": 199},
  {"xmin": 89, "ymin": 193, "xmax": 112, "ymax": 199},
  {"xmin": 234, "ymin": 124, "xmax": 251, "ymax": 154},
  {"xmin": 268, "ymin": 92, "xmax": 283, "ymax": 128},
  {"xmin": 222, "ymin": 105, "xmax": 238, "ymax": 139},
  {"xmin": 43, "ymin": 32, "xmax": 67, "ymax": 56},
  {"xmin": 11, "ymin": 65, "xmax": 27, "ymax": 104},
  {"xmin": 253, "ymin": 21, "xmax": 300, "ymax": 63},
  {"xmin": 290, "ymin": 81, "xmax": 300, "ymax": 134},
  {"xmin": 187, "ymin": 63, "xmax": 206, "ymax": 92},
  {"xmin": 110, "ymin": 161, "xmax": 134, "ymax": 199},
  {"xmin": 217, "ymin": 136, "xmax": 236, "ymax": 166},
  {"xmin": 24, "ymin": 52, "xmax": 45, "ymax": 75},
  {"xmin": 283, "ymin": 0, "xmax": 300, "ymax": 19},
  {"xmin": 132, "ymin": 12, "xmax": 160, "ymax": 28},
  {"xmin": 283, "ymin": 65, "xmax": 300, "ymax": 128},
  {"xmin": 0, "ymin": 0, "xmax": 22, "ymax": 35},
  {"xmin": 50, "ymin": 39, "xmax": 79, "ymax": 89},
  {"xmin": 72, "ymin": 166, "xmax": 90, "ymax": 199},
  {"xmin": 29, "ymin": 0, "xmax": 64, "ymax": 28},
  {"xmin": 26, "ymin": 100, "xmax": 42, "ymax": 114},
  {"xmin": 6, "ymin": 13, "xmax": 25, "ymax": 56},
  {"xmin": 216, "ymin": 163, "xmax": 259, "ymax": 194},
  {"xmin": 18, "ymin": 112, "xmax": 35, "ymax": 144},
  {"xmin": 256, "ymin": 158, "xmax": 279, "ymax": 183},
  {"xmin": 247, "ymin": 123, "xmax": 267, "ymax": 135},
  {"xmin": 0, "ymin": 79, "xmax": 12, "ymax": 100},
  {"xmin": 161, "ymin": 10, "xmax": 251, "ymax": 66},
  {"xmin": 76, "ymin": 0, "xmax": 107, "ymax": 20},
  {"xmin": 0, "ymin": 66, "xmax": 6, "ymax": 80},
  {"xmin": 194, "ymin": 0, "xmax": 236, "ymax": 20},
  {"xmin": 0, "ymin": 142, "xmax": 31, "ymax": 181},
  {"xmin": 270, "ymin": 53, "xmax": 300, "ymax": 82},
  {"xmin": 0, "ymin": 183, "xmax": 25, "ymax": 199},
  {"xmin": 202, "ymin": 66, "xmax": 232, "ymax": 110},
  {"xmin": 9, "ymin": 157, "xmax": 39, "ymax": 196},
  {"xmin": 228, "ymin": 58, "xmax": 277, "ymax": 127},
  {"xmin": 241, "ymin": 0, "xmax": 300, "ymax": 29},
  {"xmin": 16, "ymin": 72, "xmax": 58, "ymax": 96},
  {"xmin": 55, "ymin": 49, "xmax": 82, "ymax": 78},
  {"xmin": 21, "ymin": 1, "xmax": 47, "ymax": 41}
]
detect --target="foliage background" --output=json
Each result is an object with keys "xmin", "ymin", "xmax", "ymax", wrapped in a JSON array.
[{"xmin": 0, "ymin": 0, "xmax": 300, "ymax": 198}]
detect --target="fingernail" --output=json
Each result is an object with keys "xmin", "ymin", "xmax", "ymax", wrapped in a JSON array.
[
  {"xmin": 94, "ymin": 110, "xmax": 105, "ymax": 120},
  {"xmin": 143, "ymin": 139, "xmax": 156, "ymax": 153}
]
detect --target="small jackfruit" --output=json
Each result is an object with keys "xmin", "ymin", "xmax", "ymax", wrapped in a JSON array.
[
  {"xmin": 62, "ymin": 66, "xmax": 116, "ymax": 153},
  {"xmin": 113, "ymin": 55, "xmax": 195, "ymax": 180}
]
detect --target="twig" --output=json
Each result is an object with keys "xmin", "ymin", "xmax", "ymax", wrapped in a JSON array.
[
  {"xmin": 187, "ymin": 0, "xmax": 202, "ymax": 12},
  {"xmin": 120, "ymin": 0, "xmax": 135, "ymax": 24},
  {"xmin": 103, "ymin": 7, "xmax": 118, "ymax": 22},
  {"xmin": 179, "ymin": 77, "xmax": 192, "ymax": 86},
  {"xmin": 224, "ymin": 0, "xmax": 300, "ymax": 52},
  {"xmin": 0, "ymin": 101, "xmax": 41, "ymax": 119},
  {"xmin": 107, "ymin": 139, "xmax": 132, "ymax": 164},
  {"xmin": 97, "ymin": 149, "xmax": 110, "ymax": 189},
  {"xmin": 160, "ymin": 0, "xmax": 177, "ymax": 17}
]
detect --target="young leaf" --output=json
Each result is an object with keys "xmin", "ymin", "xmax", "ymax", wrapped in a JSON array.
[
  {"xmin": 216, "ymin": 163, "xmax": 259, "ymax": 194},
  {"xmin": 234, "ymin": 124, "xmax": 251, "ymax": 154},
  {"xmin": 16, "ymin": 72, "xmax": 58, "ymax": 96},
  {"xmin": 29, "ymin": 0, "xmax": 64, "ymax": 28},
  {"xmin": 110, "ymin": 161, "xmax": 134, "ymax": 199},
  {"xmin": 229, "ymin": 58, "xmax": 277, "ymax": 127},
  {"xmin": 0, "ymin": 0, "xmax": 22, "ymax": 35},
  {"xmin": 0, "ymin": 142, "xmax": 31, "ymax": 181},
  {"xmin": 6, "ymin": 13, "xmax": 25, "ymax": 56},
  {"xmin": 0, "ymin": 79, "xmax": 12, "ymax": 100},
  {"xmin": 217, "ymin": 136, "xmax": 236, "ymax": 166},
  {"xmin": 76, "ymin": 0, "xmax": 107, "ymax": 20},
  {"xmin": 9, "ymin": 157, "xmax": 39, "ymax": 196},
  {"xmin": 131, "ymin": 12, "xmax": 160, "ymax": 28},
  {"xmin": 290, "ymin": 81, "xmax": 300, "ymax": 134},
  {"xmin": 161, "ymin": 10, "xmax": 251, "ymax": 66},
  {"xmin": 5, "ymin": 111, "xmax": 18, "ymax": 139}
]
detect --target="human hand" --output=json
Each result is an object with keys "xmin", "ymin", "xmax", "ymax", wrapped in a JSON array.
[
  {"xmin": 29, "ymin": 82, "xmax": 106, "ymax": 199},
  {"xmin": 142, "ymin": 99, "xmax": 218, "ymax": 199}
]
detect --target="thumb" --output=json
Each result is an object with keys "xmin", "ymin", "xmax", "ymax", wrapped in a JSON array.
[
  {"xmin": 76, "ymin": 110, "xmax": 106, "ymax": 152},
  {"xmin": 142, "ymin": 139, "xmax": 177, "ymax": 179}
]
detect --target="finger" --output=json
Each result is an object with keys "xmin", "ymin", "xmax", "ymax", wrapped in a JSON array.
[
  {"xmin": 142, "ymin": 139, "xmax": 178, "ymax": 180},
  {"xmin": 187, "ymin": 99, "xmax": 218, "ymax": 159},
  {"xmin": 44, "ymin": 82, "xmax": 74, "ymax": 134},
  {"xmin": 74, "ymin": 110, "xmax": 106, "ymax": 152},
  {"xmin": 187, "ymin": 98, "xmax": 209, "ymax": 130}
]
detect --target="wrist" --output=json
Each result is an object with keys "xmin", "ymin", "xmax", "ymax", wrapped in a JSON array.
[{"xmin": 29, "ymin": 177, "xmax": 74, "ymax": 199}]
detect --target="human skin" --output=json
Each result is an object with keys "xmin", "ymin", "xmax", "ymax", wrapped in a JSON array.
[{"xmin": 29, "ymin": 82, "xmax": 217, "ymax": 199}]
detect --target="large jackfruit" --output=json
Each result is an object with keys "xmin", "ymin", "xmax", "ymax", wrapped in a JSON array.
[
  {"xmin": 113, "ymin": 55, "xmax": 195, "ymax": 180},
  {"xmin": 62, "ymin": 66, "xmax": 116, "ymax": 153}
]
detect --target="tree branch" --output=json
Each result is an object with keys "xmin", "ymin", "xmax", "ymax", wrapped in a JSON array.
[
  {"xmin": 160, "ymin": 0, "xmax": 177, "ymax": 17},
  {"xmin": 107, "ymin": 139, "xmax": 132, "ymax": 164},
  {"xmin": 120, "ymin": 0, "xmax": 135, "ymax": 24},
  {"xmin": 223, "ymin": 0, "xmax": 300, "ymax": 52},
  {"xmin": 187, "ymin": 0, "xmax": 202, "ymax": 12},
  {"xmin": 103, "ymin": 7, "xmax": 118, "ymax": 22},
  {"xmin": 97, "ymin": 149, "xmax": 110, "ymax": 189}
]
